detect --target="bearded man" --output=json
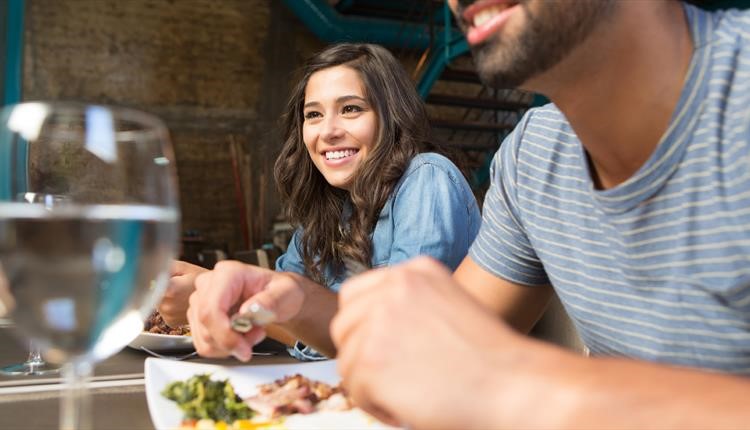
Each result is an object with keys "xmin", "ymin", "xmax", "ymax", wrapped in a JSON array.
[{"xmin": 332, "ymin": 1, "xmax": 750, "ymax": 429}]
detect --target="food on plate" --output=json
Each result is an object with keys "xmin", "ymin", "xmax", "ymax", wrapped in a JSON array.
[
  {"xmin": 162, "ymin": 374, "xmax": 254, "ymax": 423},
  {"xmin": 162, "ymin": 373, "xmax": 354, "ymax": 429},
  {"xmin": 146, "ymin": 310, "xmax": 191, "ymax": 336},
  {"xmin": 247, "ymin": 374, "xmax": 352, "ymax": 418}
]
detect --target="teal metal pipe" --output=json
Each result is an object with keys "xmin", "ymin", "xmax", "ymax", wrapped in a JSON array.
[
  {"xmin": 1, "ymin": 0, "xmax": 26, "ymax": 200},
  {"xmin": 334, "ymin": 0, "xmax": 356, "ymax": 12},
  {"xmin": 282, "ymin": 0, "xmax": 473, "ymax": 103},
  {"xmin": 282, "ymin": 0, "xmax": 436, "ymax": 49},
  {"xmin": 417, "ymin": 36, "xmax": 467, "ymax": 98},
  {"xmin": 3, "ymin": 0, "xmax": 23, "ymax": 105},
  {"xmin": 417, "ymin": 2, "xmax": 468, "ymax": 98}
]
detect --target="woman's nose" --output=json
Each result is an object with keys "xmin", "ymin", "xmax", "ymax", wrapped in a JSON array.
[{"xmin": 321, "ymin": 116, "xmax": 344, "ymax": 141}]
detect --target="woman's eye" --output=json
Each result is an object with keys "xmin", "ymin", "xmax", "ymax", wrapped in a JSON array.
[
  {"xmin": 304, "ymin": 111, "xmax": 322, "ymax": 120},
  {"xmin": 342, "ymin": 105, "xmax": 363, "ymax": 114}
]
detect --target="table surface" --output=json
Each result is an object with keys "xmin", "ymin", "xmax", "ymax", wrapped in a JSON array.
[{"xmin": 0, "ymin": 325, "xmax": 297, "ymax": 429}]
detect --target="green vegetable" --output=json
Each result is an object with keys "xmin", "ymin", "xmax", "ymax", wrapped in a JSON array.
[{"xmin": 161, "ymin": 373, "xmax": 254, "ymax": 422}]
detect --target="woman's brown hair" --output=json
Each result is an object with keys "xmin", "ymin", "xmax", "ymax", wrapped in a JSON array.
[{"xmin": 274, "ymin": 43, "xmax": 431, "ymax": 284}]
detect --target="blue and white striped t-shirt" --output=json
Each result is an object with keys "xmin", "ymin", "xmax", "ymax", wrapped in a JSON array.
[{"xmin": 469, "ymin": 4, "xmax": 750, "ymax": 374}]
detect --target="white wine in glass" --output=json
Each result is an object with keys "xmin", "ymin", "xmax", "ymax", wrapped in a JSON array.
[{"xmin": 0, "ymin": 102, "xmax": 180, "ymax": 429}]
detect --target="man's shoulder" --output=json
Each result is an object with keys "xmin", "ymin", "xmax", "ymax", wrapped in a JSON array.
[
  {"xmin": 524, "ymin": 104, "xmax": 568, "ymax": 130},
  {"xmin": 711, "ymin": 5, "xmax": 750, "ymax": 35},
  {"xmin": 503, "ymin": 104, "xmax": 579, "ymax": 159},
  {"xmin": 694, "ymin": 3, "xmax": 750, "ymax": 46}
]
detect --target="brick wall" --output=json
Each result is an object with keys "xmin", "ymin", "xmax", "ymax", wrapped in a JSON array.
[{"xmin": 23, "ymin": 0, "xmax": 324, "ymax": 254}]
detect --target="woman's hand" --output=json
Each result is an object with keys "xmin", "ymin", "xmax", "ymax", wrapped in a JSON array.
[
  {"xmin": 187, "ymin": 260, "xmax": 305, "ymax": 361},
  {"xmin": 158, "ymin": 260, "xmax": 208, "ymax": 327}
]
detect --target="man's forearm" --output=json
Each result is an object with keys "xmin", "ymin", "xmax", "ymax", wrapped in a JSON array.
[
  {"xmin": 265, "ymin": 324, "xmax": 297, "ymax": 347},
  {"xmin": 494, "ymin": 339, "xmax": 750, "ymax": 429}
]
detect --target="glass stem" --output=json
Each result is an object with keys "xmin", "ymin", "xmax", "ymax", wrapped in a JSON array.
[
  {"xmin": 27, "ymin": 341, "xmax": 45, "ymax": 367},
  {"xmin": 60, "ymin": 360, "xmax": 93, "ymax": 430}
]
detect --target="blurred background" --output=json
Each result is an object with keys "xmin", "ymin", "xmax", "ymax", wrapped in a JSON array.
[
  {"xmin": 0, "ymin": 0, "xmax": 743, "ymax": 266},
  {"xmin": 0, "ymin": 0, "xmax": 536, "ymax": 266}
]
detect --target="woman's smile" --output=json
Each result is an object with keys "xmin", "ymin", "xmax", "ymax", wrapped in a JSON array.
[{"xmin": 323, "ymin": 148, "xmax": 360, "ymax": 166}]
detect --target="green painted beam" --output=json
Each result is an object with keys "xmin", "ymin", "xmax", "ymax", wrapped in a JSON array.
[
  {"xmin": 283, "ymin": 0, "xmax": 436, "ymax": 49},
  {"xmin": 1, "ymin": 0, "xmax": 26, "ymax": 200},
  {"xmin": 2, "ymin": 0, "xmax": 23, "ymax": 105},
  {"xmin": 417, "ymin": 2, "xmax": 468, "ymax": 97}
]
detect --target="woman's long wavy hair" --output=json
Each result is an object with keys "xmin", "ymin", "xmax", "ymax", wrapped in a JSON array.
[{"xmin": 274, "ymin": 43, "xmax": 431, "ymax": 284}]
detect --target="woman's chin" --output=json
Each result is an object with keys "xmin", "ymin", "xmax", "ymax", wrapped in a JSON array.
[{"xmin": 324, "ymin": 173, "xmax": 355, "ymax": 191}]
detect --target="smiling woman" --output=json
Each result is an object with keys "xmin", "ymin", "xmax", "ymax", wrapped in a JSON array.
[
  {"xmin": 171, "ymin": 44, "xmax": 481, "ymax": 364},
  {"xmin": 268, "ymin": 43, "xmax": 481, "ymax": 360},
  {"xmin": 275, "ymin": 43, "xmax": 479, "ymax": 289}
]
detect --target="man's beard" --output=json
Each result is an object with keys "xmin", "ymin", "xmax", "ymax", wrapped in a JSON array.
[{"xmin": 469, "ymin": 0, "xmax": 616, "ymax": 89}]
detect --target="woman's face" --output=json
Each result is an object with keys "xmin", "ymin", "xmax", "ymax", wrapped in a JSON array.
[{"xmin": 302, "ymin": 65, "xmax": 378, "ymax": 191}]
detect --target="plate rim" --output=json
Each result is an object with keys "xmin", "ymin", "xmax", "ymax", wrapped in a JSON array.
[{"xmin": 127, "ymin": 331, "xmax": 194, "ymax": 352}]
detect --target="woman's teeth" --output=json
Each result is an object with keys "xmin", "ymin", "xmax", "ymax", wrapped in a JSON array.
[
  {"xmin": 473, "ymin": 4, "xmax": 511, "ymax": 27},
  {"xmin": 325, "ymin": 149, "xmax": 357, "ymax": 160}
]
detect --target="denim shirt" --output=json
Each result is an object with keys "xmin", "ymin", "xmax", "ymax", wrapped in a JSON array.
[{"xmin": 275, "ymin": 152, "xmax": 481, "ymax": 360}]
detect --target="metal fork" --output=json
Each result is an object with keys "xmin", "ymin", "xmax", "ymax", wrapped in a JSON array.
[{"xmin": 140, "ymin": 347, "xmax": 198, "ymax": 361}]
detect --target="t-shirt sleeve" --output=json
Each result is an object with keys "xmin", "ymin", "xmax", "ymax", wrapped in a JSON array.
[
  {"xmin": 387, "ymin": 159, "xmax": 481, "ymax": 271},
  {"xmin": 469, "ymin": 115, "xmax": 550, "ymax": 286}
]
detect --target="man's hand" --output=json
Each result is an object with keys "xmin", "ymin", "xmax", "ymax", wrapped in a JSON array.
[
  {"xmin": 187, "ymin": 260, "xmax": 305, "ymax": 361},
  {"xmin": 331, "ymin": 256, "xmax": 527, "ymax": 430},
  {"xmin": 333, "ymin": 257, "xmax": 750, "ymax": 430},
  {"xmin": 159, "ymin": 260, "xmax": 207, "ymax": 327}
]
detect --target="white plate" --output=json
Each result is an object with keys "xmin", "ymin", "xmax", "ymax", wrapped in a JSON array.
[
  {"xmin": 127, "ymin": 332, "xmax": 194, "ymax": 352},
  {"xmin": 145, "ymin": 358, "xmax": 396, "ymax": 429}
]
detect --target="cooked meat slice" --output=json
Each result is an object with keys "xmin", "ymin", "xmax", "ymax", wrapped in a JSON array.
[
  {"xmin": 144, "ymin": 310, "xmax": 190, "ymax": 335},
  {"xmin": 245, "ymin": 374, "xmax": 352, "ymax": 418}
]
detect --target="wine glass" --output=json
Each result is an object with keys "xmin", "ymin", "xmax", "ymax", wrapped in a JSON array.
[
  {"xmin": 0, "ymin": 194, "xmax": 67, "ymax": 377},
  {"xmin": 0, "ymin": 340, "xmax": 59, "ymax": 375},
  {"xmin": 0, "ymin": 102, "xmax": 180, "ymax": 429}
]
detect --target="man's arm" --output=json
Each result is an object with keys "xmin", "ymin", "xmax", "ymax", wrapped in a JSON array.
[
  {"xmin": 188, "ymin": 261, "xmax": 337, "ymax": 360},
  {"xmin": 489, "ymin": 338, "xmax": 750, "ymax": 429},
  {"xmin": 453, "ymin": 257, "xmax": 750, "ymax": 427},
  {"xmin": 454, "ymin": 256, "xmax": 553, "ymax": 334},
  {"xmin": 331, "ymin": 257, "xmax": 750, "ymax": 430}
]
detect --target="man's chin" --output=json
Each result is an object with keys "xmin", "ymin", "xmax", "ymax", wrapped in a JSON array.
[
  {"xmin": 470, "ymin": 41, "xmax": 523, "ymax": 89},
  {"xmin": 474, "ymin": 60, "xmax": 526, "ymax": 90},
  {"xmin": 472, "ymin": 36, "xmax": 557, "ymax": 90}
]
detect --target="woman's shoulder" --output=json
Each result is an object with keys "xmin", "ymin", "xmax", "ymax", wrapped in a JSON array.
[
  {"xmin": 402, "ymin": 152, "xmax": 463, "ymax": 182},
  {"xmin": 391, "ymin": 152, "xmax": 474, "ymax": 204}
]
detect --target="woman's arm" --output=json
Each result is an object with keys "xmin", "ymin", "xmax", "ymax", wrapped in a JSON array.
[
  {"xmin": 159, "ymin": 260, "xmax": 208, "ymax": 327},
  {"xmin": 386, "ymin": 155, "xmax": 481, "ymax": 269},
  {"xmin": 273, "ymin": 229, "xmax": 339, "ymax": 356},
  {"xmin": 274, "ymin": 272, "xmax": 338, "ymax": 357}
]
